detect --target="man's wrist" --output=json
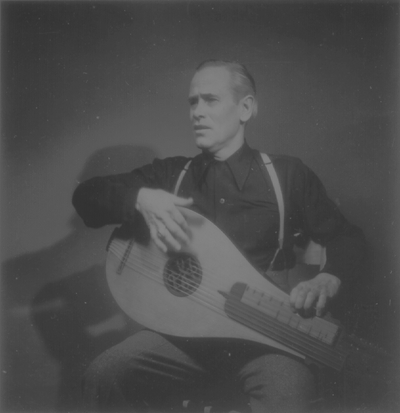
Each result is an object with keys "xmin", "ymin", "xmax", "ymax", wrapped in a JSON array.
[{"xmin": 121, "ymin": 187, "xmax": 142, "ymax": 221}]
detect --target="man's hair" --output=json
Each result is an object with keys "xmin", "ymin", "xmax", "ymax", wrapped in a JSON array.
[{"xmin": 195, "ymin": 59, "xmax": 258, "ymax": 118}]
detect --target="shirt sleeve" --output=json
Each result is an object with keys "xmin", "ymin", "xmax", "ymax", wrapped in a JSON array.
[
  {"xmin": 72, "ymin": 156, "xmax": 190, "ymax": 228},
  {"xmin": 289, "ymin": 159, "xmax": 366, "ymax": 281}
]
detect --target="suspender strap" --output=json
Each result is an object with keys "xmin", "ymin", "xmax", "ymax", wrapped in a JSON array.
[
  {"xmin": 173, "ymin": 151, "xmax": 325, "ymax": 271},
  {"xmin": 259, "ymin": 153, "xmax": 285, "ymax": 252},
  {"xmin": 173, "ymin": 160, "xmax": 192, "ymax": 195},
  {"xmin": 173, "ymin": 153, "xmax": 285, "ymax": 255}
]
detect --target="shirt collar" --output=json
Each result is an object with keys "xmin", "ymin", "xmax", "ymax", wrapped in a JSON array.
[
  {"xmin": 224, "ymin": 141, "xmax": 255, "ymax": 190},
  {"xmin": 191, "ymin": 141, "xmax": 256, "ymax": 191}
]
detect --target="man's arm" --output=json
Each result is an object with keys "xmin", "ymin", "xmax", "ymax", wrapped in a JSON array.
[
  {"xmin": 286, "ymin": 160, "xmax": 366, "ymax": 316},
  {"xmin": 72, "ymin": 156, "xmax": 192, "ymax": 250},
  {"xmin": 72, "ymin": 172, "xmax": 143, "ymax": 228}
]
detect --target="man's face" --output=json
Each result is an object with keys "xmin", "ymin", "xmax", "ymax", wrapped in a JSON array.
[{"xmin": 188, "ymin": 66, "xmax": 243, "ymax": 155}]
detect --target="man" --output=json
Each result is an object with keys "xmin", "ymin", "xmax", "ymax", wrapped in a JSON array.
[{"xmin": 73, "ymin": 60, "xmax": 365, "ymax": 412}]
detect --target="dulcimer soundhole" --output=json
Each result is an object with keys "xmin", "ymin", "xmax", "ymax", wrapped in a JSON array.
[{"xmin": 163, "ymin": 253, "xmax": 202, "ymax": 297}]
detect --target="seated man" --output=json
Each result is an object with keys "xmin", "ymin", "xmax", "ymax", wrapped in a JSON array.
[{"xmin": 73, "ymin": 60, "xmax": 365, "ymax": 412}]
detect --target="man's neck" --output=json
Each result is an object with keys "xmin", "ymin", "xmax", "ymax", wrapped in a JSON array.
[{"xmin": 213, "ymin": 136, "xmax": 245, "ymax": 161}]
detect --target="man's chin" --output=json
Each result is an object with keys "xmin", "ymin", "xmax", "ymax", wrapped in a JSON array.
[{"xmin": 195, "ymin": 136, "xmax": 212, "ymax": 150}]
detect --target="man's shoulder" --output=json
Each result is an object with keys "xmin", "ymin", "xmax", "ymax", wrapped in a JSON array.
[
  {"xmin": 167, "ymin": 155, "xmax": 193, "ymax": 163},
  {"xmin": 152, "ymin": 155, "xmax": 193, "ymax": 169},
  {"xmin": 263, "ymin": 153, "xmax": 305, "ymax": 170},
  {"xmin": 162, "ymin": 152, "xmax": 212, "ymax": 167},
  {"xmin": 266, "ymin": 153, "xmax": 302, "ymax": 163},
  {"xmin": 257, "ymin": 153, "xmax": 312, "ymax": 183}
]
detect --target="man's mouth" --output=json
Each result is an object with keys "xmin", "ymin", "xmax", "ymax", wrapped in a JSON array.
[{"xmin": 194, "ymin": 125, "xmax": 210, "ymax": 131}]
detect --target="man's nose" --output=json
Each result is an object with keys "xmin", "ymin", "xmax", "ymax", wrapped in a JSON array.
[{"xmin": 191, "ymin": 101, "xmax": 205, "ymax": 120}]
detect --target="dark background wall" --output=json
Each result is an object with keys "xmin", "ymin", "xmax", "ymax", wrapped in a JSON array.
[{"xmin": 1, "ymin": 1, "xmax": 399, "ymax": 411}]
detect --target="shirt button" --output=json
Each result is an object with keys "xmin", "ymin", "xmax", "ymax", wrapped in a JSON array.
[{"xmin": 219, "ymin": 198, "xmax": 225, "ymax": 204}]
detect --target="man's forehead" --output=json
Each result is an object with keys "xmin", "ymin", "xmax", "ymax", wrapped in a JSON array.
[{"xmin": 189, "ymin": 66, "xmax": 233, "ymax": 94}]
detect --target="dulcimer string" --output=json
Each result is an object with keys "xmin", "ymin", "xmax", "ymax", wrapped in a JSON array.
[{"xmin": 109, "ymin": 240, "xmax": 342, "ymax": 365}]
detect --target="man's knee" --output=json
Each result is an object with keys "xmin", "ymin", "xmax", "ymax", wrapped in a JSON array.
[
  {"xmin": 82, "ymin": 331, "xmax": 207, "ymax": 411},
  {"xmin": 82, "ymin": 331, "xmax": 166, "ymax": 409},
  {"xmin": 241, "ymin": 353, "xmax": 316, "ymax": 412}
]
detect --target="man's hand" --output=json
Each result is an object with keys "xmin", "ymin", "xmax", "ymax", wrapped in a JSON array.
[
  {"xmin": 136, "ymin": 188, "xmax": 193, "ymax": 253},
  {"xmin": 289, "ymin": 272, "xmax": 341, "ymax": 317}
]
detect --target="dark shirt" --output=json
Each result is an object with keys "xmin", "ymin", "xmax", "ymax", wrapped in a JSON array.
[
  {"xmin": 72, "ymin": 142, "xmax": 365, "ymax": 284},
  {"xmin": 178, "ymin": 143, "xmax": 279, "ymax": 273}
]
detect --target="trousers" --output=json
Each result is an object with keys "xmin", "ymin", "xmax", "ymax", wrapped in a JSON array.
[{"xmin": 82, "ymin": 330, "xmax": 317, "ymax": 413}]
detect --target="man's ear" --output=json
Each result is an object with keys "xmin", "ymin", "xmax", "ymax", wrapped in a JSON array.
[{"xmin": 239, "ymin": 95, "xmax": 256, "ymax": 123}]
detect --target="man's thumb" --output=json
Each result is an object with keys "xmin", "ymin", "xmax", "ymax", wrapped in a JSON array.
[{"xmin": 173, "ymin": 195, "xmax": 193, "ymax": 206}]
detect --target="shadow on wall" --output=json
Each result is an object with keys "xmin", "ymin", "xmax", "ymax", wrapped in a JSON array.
[{"xmin": 1, "ymin": 145, "xmax": 156, "ymax": 412}]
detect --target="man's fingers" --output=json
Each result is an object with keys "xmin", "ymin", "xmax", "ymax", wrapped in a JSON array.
[
  {"xmin": 160, "ymin": 231, "xmax": 182, "ymax": 251},
  {"xmin": 154, "ymin": 237, "xmax": 168, "ymax": 253},
  {"xmin": 155, "ymin": 221, "xmax": 168, "ymax": 237},
  {"xmin": 164, "ymin": 218, "xmax": 190, "ymax": 245},
  {"xmin": 150, "ymin": 226, "xmax": 168, "ymax": 253},
  {"xmin": 290, "ymin": 283, "xmax": 329, "ymax": 316},
  {"xmin": 304, "ymin": 289, "xmax": 318, "ymax": 310},
  {"xmin": 289, "ymin": 288, "xmax": 298, "ymax": 310},
  {"xmin": 155, "ymin": 221, "xmax": 182, "ymax": 251},
  {"xmin": 169, "ymin": 209, "xmax": 191, "ymax": 240},
  {"xmin": 315, "ymin": 290, "xmax": 328, "ymax": 317},
  {"xmin": 173, "ymin": 195, "xmax": 193, "ymax": 207},
  {"xmin": 147, "ymin": 212, "xmax": 188, "ymax": 252},
  {"xmin": 290, "ymin": 285, "xmax": 308, "ymax": 311},
  {"xmin": 136, "ymin": 189, "xmax": 193, "ymax": 252}
]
